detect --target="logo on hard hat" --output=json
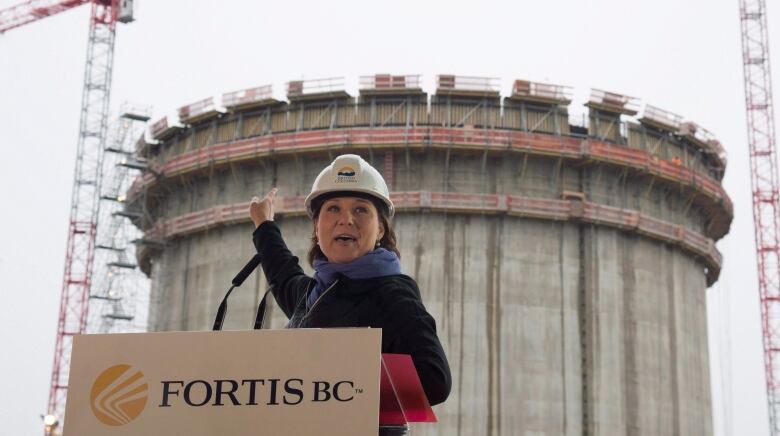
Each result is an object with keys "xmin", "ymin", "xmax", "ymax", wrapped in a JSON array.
[
  {"xmin": 336, "ymin": 166, "xmax": 357, "ymax": 183},
  {"xmin": 90, "ymin": 364, "xmax": 149, "ymax": 426}
]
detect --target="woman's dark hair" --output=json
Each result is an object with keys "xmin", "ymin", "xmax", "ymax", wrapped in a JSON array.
[{"xmin": 307, "ymin": 196, "xmax": 399, "ymax": 266}]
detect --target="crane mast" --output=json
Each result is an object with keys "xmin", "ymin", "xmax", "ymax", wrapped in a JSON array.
[
  {"xmin": 47, "ymin": 1, "xmax": 118, "ymax": 425},
  {"xmin": 738, "ymin": 0, "xmax": 780, "ymax": 433}
]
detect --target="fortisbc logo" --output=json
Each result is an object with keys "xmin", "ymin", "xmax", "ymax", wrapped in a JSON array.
[
  {"xmin": 90, "ymin": 364, "xmax": 149, "ymax": 426},
  {"xmin": 336, "ymin": 166, "xmax": 357, "ymax": 183}
]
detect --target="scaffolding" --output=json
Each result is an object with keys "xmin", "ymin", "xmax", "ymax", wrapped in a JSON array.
[
  {"xmin": 126, "ymin": 75, "xmax": 732, "ymax": 289},
  {"xmin": 88, "ymin": 103, "xmax": 151, "ymax": 334}
]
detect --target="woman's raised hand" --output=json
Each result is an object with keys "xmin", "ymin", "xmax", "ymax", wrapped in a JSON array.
[{"xmin": 249, "ymin": 188, "xmax": 278, "ymax": 228}]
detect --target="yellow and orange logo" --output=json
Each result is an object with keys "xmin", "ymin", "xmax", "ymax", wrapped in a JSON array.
[{"xmin": 90, "ymin": 364, "xmax": 149, "ymax": 426}]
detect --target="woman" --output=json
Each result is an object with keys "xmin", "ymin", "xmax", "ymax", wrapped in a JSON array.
[{"xmin": 249, "ymin": 154, "xmax": 451, "ymax": 407}]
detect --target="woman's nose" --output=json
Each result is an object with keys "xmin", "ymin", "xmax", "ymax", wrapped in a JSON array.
[{"xmin": 337, "ymin": 210, "xmax": 354, "ymax": 225}]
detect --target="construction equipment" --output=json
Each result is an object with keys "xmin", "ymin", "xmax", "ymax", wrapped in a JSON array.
[
  {"xmin": 89, "ymin": 103, "xmax": 150, "ymax": 335},
  {"xmin": 0, "ymin": 0, "xmax": 135, "ymax": 431},
  {"xmin": 738, "ymin": 0, "xmax": 780, "ymax": 434}
]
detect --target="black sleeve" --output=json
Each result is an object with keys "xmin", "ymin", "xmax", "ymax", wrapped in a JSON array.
[
  {"xmin": 382, "ymin": 289, "xmax": 452, "ymax": 406},
  {"xmin": 252, "ymin": 220, "xmax": 312, "ymax": 319}
]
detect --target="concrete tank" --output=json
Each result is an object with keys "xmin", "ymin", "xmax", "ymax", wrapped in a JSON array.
[{"xmin": 127, "ymin": 76, "xmax": 732, "ymax": 435}]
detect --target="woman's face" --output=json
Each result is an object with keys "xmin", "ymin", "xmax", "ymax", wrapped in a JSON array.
[{"xmin": 315, "ymin": 196, "xmax": 385, "ymax": 264}]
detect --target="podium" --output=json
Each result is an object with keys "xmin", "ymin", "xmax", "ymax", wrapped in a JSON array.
[{"xmin": 62, "ymin": 329, "xmax": 435, "ymax": 435}]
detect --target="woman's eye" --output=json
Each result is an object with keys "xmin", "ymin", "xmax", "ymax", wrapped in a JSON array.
[
  {"xmin": 327, "ymin": 205, "xmax": 339, "ymax": 212},
  {"xmin": 355, "ymin": 207, "xmax": 368, "ymax": 214}
]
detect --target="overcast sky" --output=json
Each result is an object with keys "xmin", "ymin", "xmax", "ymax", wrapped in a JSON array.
[{"xmin": 0, "ymin": 0, "xmax": 771, "ymax": 434}]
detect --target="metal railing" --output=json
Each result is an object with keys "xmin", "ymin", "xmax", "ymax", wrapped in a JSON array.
[
  {"xmin": 119, "ymin": 102, "xmax": 152, "ymax": 122},
  {"xmin": 286, "ymin": 77, "xmax": 345, "ymax": 97},
  {"xmin": 177, "ymin": 97, "xmax": 219, "ymax": 122},
  {"xmin": 140, "ymin": 192, "xmax": 722, "ymax": 284},
  {"xmin": 589, "ymin": 88, "xmax": 641, "ymax": 113},
  {"xmin": 641, "ymin": 104, "xmax": 683, "ymax": 130},
  {"xmin": 127, "ymin": 126, "xmax": 731, "ymax": 215},
  {"xmin": 437, "ymin": 75, "xmax": 500, "ymax": 93},
  {"xmin": 222, "ymin": 85, "xmax": 273, "ymax": 108},
  {"xmin": 149, "ymin": 115, "xmax": 183, "ymax": 140},
  {"xmin": 150, "ymin": 116, "xmax": 169, "ymax": 138},
  {"xmin": 678, "ymin": 121, "xmax": 727, "ymax": 164},
  {"xmin": 512, "ymin": 80, "xmax": 572, "ymax": 102},
  {"xmin": 360, "ymin": 74, "xmax": 421, "ymax": 90}
]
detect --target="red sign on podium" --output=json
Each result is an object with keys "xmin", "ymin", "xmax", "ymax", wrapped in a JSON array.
[{"xmin": 379, "ymin": 354, "xmax": 437, "ymax": 425}]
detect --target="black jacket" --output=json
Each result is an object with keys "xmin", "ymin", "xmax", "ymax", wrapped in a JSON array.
[{"xmin": 253, "ymin": 221, "xmax": 452, "ymax": 406}]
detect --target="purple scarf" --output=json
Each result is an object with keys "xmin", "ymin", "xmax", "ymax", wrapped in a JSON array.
[{"xmin": 307, "ymin": 248, "xmax": 401, "ymax": 308}]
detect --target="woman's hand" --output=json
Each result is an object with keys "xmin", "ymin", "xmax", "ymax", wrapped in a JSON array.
[{"xmin": 250, "ymin": 188, "xmax": 278, "ymax": 228}]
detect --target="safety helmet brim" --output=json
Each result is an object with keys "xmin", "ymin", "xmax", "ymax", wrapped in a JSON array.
[{"xmin": 305, "ymin": 188, "xmax": 394, "ymax": 218}]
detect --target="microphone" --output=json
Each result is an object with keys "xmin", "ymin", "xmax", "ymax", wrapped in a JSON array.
[
  {"xmin": 232, "ymin": 254, "xmax": 262, "ymax": 287},
  {"xmin": 213, "ymin": 254, "xmax": 262, "ymax": 331}
]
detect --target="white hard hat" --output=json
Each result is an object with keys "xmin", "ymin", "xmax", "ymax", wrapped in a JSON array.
[{"xmin": 305, "ymin": 154, "xmax": 394, "ymax": 218}]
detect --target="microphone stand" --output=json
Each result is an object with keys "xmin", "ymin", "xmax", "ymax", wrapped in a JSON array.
[{"xmin": 213, "ymin": 253, "xmax": 262, "ymax": 331}]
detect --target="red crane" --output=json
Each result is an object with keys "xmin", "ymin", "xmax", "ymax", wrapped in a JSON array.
[
  {"xmin": 738, "ymin": 0, "xmax": 780, "ymax": 433},
  {"xmin": 0, "ymin": 0, "xmax": 87, "ymax": 32},
  {"xmin": 0, "ymin": 0, "xmax": 133, "ymax": 432}
]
